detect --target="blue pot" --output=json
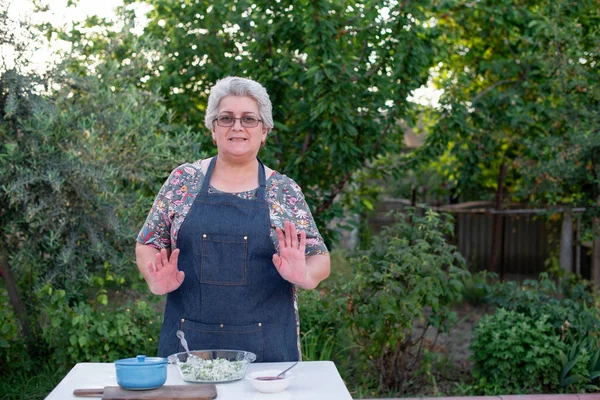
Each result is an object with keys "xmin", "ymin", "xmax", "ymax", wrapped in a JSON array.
[{"xmin": 114, "ymin": 355, "xmax": 167, "ymax": 390}]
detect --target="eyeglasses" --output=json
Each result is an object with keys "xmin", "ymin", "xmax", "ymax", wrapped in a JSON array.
[{"xmin": 213, "ymin": 115, "xmax": 263, "ymax": 128}]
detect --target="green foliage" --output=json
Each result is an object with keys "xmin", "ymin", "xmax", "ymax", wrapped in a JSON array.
[
  {"xmin": 0, "ymin": 361, "xmax": 64, "ymax": 400},
  {"xmin": 468, "ymin": 274, "xmax": 600, "ymax": 394},
  {"xmin": 0, "ymin": 288, "xmax": 17, "ymax": 350},
  {"xmin": 300, "ymin": 327, "xmax": 337, "ymax": 362},
  {"xmin": 1, "ymin": 8, "xmax": 208, "ymax": 286},
  {"xmin": 36, "ymin": 284, "xmax": 161, "ymax": 370},
  {"xmin": 1, "ymin": 68, "xmax": 129, "ymax": 286},
  {"xmin": 485, "ymin": 274, "xmax": 600, "ymax": 343},
  {"xmin": 297, "ymin": 250, "xmax": 355, "ymax": 378},
  {"xmin": 58, "ymin": 0, "xmax": 442, "ymax": 243},
  {"xmin": 461, "ymin": 270, "xmax": 496, "ymax": 307},
  {"xmin": 2, "ymin": 2, "xmax": 599, "ymax": 399},
  {"xmin": 471, "ymin": 308, "xmax": 565, "ymax": 394},
  {"xmin": 298, "ymin": 250, "xmax": 351, "ymax": 362},
  {"xmin": 559, "ymin": 338, "xmax": 600, "ymax": 392},
  {"xmin": 0, "ymin": 287, "xmax": 30, "ymax": 375},
  {"xmin": 410, "ymin": 0, "xmax": 600, "ymax": 226},
  {"xmin": 298, "ymin": 288, "xmax": 340, "ymax": 362},
  {"xmin": 336, "ymin": 208, "xmax": 469, "ymax": 392},
  {"xmin": 1, "ymin": 7, "xmax": 205, "ymax": 371}
]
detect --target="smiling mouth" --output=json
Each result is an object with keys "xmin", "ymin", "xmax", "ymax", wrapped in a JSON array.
[{"xmin": 229, "ymin": 138, "xmax": 248, "ymax": 141}]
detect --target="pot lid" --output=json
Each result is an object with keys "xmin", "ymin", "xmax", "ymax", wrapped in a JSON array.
[{"xmin": 115, "ymin": 355, "xmax": 167, "ymax": 366}]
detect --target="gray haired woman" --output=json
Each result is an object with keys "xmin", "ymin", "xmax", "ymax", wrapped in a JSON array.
[{"xmin": 135, "ymin": 76, "xmax": 330, "ymax": 362}]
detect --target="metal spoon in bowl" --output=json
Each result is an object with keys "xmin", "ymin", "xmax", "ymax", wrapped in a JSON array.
[
  {"xmin": 176, "ymin": 330, "xmax": 193, "ymax": 357},
  {"xmin": 255, "ymin": 362, "xmax": 299, "ymax": 381},
  {"xmin": 177, "ymin": 331, "xmax": 202, "ymax": 366},
  {"xmin": 176, "ymin": 330, "xmax": 201, "ymax": 366}
]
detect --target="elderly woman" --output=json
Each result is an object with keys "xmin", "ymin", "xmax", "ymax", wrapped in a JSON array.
[{"xmin": 135, "ymin": 76, "xmax": 330, "ymax": 362}]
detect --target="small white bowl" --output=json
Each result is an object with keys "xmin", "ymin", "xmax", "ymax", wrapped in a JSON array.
[{"xmin": 246, "ymin": 369, "xmax": 295, "ymax": 393}]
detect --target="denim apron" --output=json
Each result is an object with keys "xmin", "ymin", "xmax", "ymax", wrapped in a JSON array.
[{"xmin": 157, "ymin": 156, "xmax": 299, "ymax": 362}]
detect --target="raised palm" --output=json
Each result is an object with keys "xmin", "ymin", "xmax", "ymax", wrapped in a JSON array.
[
  {"xmin": 147, "ymin": 248, "xmax": 184, "ymax": 295},
  {"xmin": 272, "ymin": 220, "xmax": 307, "ymax": 286}
]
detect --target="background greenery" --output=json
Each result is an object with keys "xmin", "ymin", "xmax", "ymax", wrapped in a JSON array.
[{"xmin": 1, "ymin": 0, "xmax": 599, "ymax": 399}]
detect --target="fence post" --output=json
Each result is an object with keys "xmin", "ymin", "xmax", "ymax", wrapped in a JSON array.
[
  {"xmin": 560, "ymin": 211, "xmax": 573, "ymax": 274},
  {"xmin": 490, "ymin": 164, "xmax": 507, "ymax": 279}
]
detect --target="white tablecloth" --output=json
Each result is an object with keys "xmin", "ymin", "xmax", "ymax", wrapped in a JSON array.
[{"xmin": 44, "ymin": 360, "xmax": 353, "ymax": 400}]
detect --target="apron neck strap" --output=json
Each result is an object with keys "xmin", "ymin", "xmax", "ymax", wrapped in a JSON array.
[
  {"xmin": 201, "ymin": 155, "xmax": 266, "ymax": 197},
  {"xmin": 256, "ymin": 157, "xmax": 266, "ymax": 198}
]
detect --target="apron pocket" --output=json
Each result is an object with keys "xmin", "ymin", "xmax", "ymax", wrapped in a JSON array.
[
  {"xmin": 180, "ymin": 319, "xmax": 264, "ymax": 362},
  {"xmin": 197, "ymin": 233, "xmax": 248, "ymax": 285}
]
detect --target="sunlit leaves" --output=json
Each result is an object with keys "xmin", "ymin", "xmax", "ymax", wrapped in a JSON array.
[{"xmin": 416, "ymin": 0, "xmax": 599, "ymax": 225}]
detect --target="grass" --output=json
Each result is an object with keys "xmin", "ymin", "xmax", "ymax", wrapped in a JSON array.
[{"xmin": 0, "ymin": 363, "xmax": 65, "ymax": 400}]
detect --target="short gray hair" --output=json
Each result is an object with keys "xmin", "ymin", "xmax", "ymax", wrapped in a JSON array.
[{"xmin": 204, "ymin": 76, "xmax": 274, "ymax": 131}]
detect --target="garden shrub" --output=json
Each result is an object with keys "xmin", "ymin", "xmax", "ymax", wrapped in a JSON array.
[
  {"xmin": 36, "ymin": 284, "xmax": 162, "ymax": 370},
  {"xmin": 298, "ymin": 288, "xmax": 341, "ymax": 362},
  {"xmin": 558, "ymin": 336, "xmax": 600, "ymax": 392},
  {"xmin": 335, "ymin": 209, "xmax": 469, "ymax": 393},
  {"xmin": 0, "ymin": 287, "xmax": 31, "ymax": 374},
  {"xmin": 1, "ymin": 34, "xmax": 202, "ymax": 372},
  {"xmin": 472, "ymin": 275, "xmax": 600, "ymax": 394},
  {"xmin": 471, "ymin": 308, "xmax": 566, "ymax": 394},
  {"xmin": 298, "ymin": 250, "xmax": 354, "ymax": 363},
  {"xmin": 486, "ymin": 274, "xmax": 599, "ymax": 334},
  {"xmin": 461, "ymin": 270, "xmax": 496, "ymax": 307}
]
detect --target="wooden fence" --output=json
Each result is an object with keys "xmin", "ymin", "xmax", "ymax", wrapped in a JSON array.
[{"xmin": 368, "ymin": 198, "xmax": 592, "ymax": 281}]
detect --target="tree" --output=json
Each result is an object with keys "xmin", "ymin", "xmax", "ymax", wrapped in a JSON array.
[
  {"xmin": 0, "ymin": 11, "xmax": 204, "ymax": 357},
  {"xmin": 411, "ymin": 0, "xmax": 599, "ymax": 275},
  {"xmin": 76, "ymin": 0, "xmax": 441, "ymax": 242}
]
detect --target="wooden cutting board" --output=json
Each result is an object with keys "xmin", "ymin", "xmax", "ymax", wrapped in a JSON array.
[{"xmin": 73, "ymin": 385, "xmax": 217, "ymax": 400}]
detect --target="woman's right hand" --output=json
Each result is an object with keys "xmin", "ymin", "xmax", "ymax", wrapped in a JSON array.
[{"xmin": 147, "ymin": 248, "xmax": 184, "ymax": 295}]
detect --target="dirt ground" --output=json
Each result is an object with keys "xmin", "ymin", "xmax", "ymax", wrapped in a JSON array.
[
  {"xmin": 411, "ymin": 302, "xmax": 495, "ymax": 396},
  {"xmin": 436, "ymin": 303, "xmax": 490, "ymax": 364}
]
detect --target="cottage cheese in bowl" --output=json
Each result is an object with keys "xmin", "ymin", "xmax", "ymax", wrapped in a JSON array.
[{"xmin": 168, "ymin": 349, "xmax": 256, "ymax": 383}]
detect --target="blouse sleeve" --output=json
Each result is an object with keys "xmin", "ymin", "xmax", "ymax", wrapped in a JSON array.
[
  {"xmin": 267, "ymin": 174, "xmax": 329, "ymax": 256},
  {"xmin": 136, "ymin": 165, "xmax": 190, "ymax": 249}
]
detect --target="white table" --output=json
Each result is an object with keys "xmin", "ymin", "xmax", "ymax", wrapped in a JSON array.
[{"xmin": 45, "ymin": 361, "xmax": 353, "ymax": 400}]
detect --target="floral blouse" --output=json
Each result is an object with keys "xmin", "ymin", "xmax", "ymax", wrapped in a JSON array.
[{"xmin": 136, "ymin": 160, "xmax": 328, "ymax": 256}]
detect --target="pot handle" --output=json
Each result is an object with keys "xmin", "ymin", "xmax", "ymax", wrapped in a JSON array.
[{"xmin": 73, "ymin": 388, "xmax": 104, "ymax": 397}]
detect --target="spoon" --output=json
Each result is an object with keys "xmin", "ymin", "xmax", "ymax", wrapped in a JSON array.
[
  {"xmin": 255, "ymin": 362, "xmax": 298, "ymax": 381},
  {"xmin": 176, "ymin": 330, "xmax": 195, "ymax": 359}
]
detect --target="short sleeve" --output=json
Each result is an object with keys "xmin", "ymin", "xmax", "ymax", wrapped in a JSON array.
[
  {"xmin": 136, "ymin": 165, "xmax": 193, "ymax": 249},
  {"xmin": 266, "ymin": 174, "xmax": 329, "ymax": 256}
]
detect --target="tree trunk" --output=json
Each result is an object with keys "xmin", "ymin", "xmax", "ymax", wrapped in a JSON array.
[
  {"xmin": 490, "ymin": 164, "xmax": 507, "ymax": 280},
  {"xmin": 0, "ymin": 256, "xmax": 32, "ymax": 344},
  {"xmin": 575, "ymin": 215, "xmax": 581, "ymax": 276},
  {"xmin": 592, "ymin": 217, "xmax": 600, "ymax": 288},
  {"xmin": 560, "ymin": 211, "xmax": 573, "ymax": 274}
]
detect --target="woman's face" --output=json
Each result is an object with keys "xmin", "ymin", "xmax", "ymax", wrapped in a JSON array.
[{"xmin": 212, "ymin": 96, "xmax": 268, "ymax": 160}]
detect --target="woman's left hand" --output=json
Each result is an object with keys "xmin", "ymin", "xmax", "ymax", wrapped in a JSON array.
[{"xmin": 273, "ymin": 220, "xmax": 307, "ymax": 286}]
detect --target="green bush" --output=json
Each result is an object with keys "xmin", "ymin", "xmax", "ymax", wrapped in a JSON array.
[
  {"xmin": 461, "ymin": 270, "xmax": 496, "ymax": 307},
  {"xmin": 1, "ymin": 24, "xmax": 200, "ymax": 376},
  {"xmin": 486, "ymin": 274, "xmax": 600, "ymax": 336},
  {"xmin": 298, "ymin": 250, "xmax": 355, "ymax": 364},
  {"xmin": 471, "ymin": 308, "xmax": 565, "ymax": 394},
  {"xmin": 298, "ymin": 288, "xmax": 340, "ymax": 362},
  {"xmin": 0, "ymin": 289, "xmax": 18, "ymax": 349},
  {"xmin": 336, "ymin": 209, "xmax": 469, "ymax": 393},
  {"xmin": 36, "ymin": 284, "xmax": 161, "ymax": 370},
  {"xmin": 0, "ymin": 288, "xmax": 31, "ymax": 374},
  {"xmin": 470, "ymin": 274, "xmax": 600, "ymax": 394},
  {"xmin": 488, "ymin": 277, "xmax": 600, "ymax": 351},
  {"xmin": 558, "ymin": 337, "xmax": 600, "ymax": 392}
]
